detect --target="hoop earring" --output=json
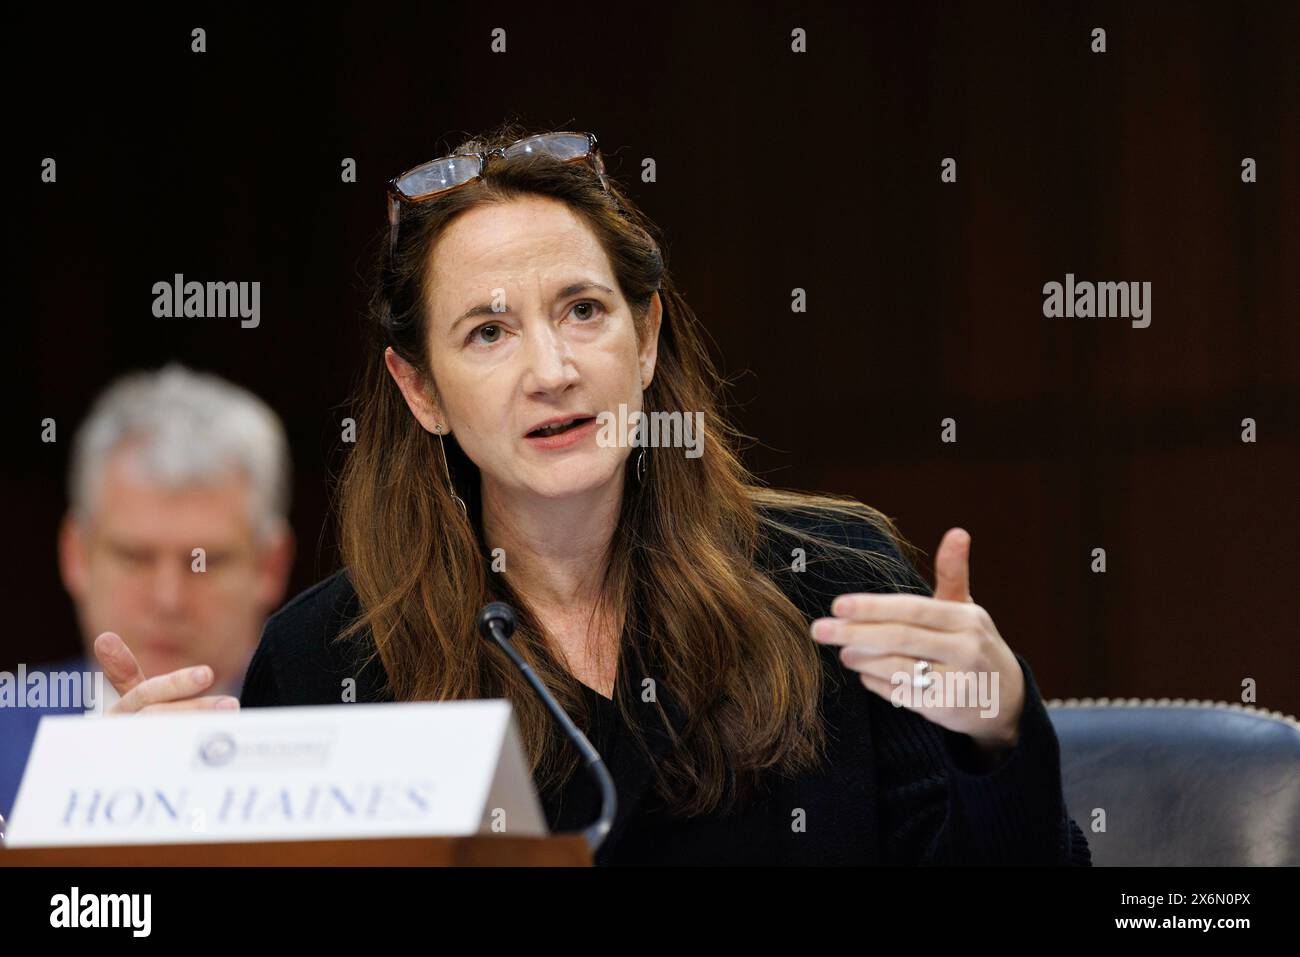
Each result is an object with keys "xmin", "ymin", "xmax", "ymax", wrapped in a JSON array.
[
  {"xmin": 434, "ymin": 423, "xmax": 469, "ymax": 518},
  {"xmin": 635, "ymin": 447, "xmax": 647, "ymax": 484}
]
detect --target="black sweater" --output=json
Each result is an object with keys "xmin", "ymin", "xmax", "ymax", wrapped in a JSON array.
[{"xmin": 240, "ymin": 508, "xmax": 1091, "ymax": 866}]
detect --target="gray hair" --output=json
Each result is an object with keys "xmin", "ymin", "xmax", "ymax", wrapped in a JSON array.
[{"xmin": 68, "ymin": 363, "xmax": 292, "ymax": 543}]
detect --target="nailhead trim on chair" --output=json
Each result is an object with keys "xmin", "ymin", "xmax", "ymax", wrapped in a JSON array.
[{"xmin": 1046, "ymin": 697, "xmax": 1300, "ymax": 732}]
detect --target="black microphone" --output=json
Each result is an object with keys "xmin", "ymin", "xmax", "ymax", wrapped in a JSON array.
[{"xmin": 477, "ymin": 601, "xmax": 618, "ymax": 854}]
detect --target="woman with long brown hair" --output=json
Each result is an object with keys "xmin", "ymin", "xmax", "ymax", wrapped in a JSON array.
[{"xmin": 104, "ymin": 122, "xmax": 1089, "ymax": 865}]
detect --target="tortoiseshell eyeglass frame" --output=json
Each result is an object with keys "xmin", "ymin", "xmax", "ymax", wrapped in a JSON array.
[{"xmin": 385, "ymin": 131, "xmax": 609, "ymax": 260}]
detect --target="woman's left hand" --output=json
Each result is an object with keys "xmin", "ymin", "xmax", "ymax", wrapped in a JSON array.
[{"xmin": 811, "ymin": 528, "xmax": 1026, "ymax": 756}]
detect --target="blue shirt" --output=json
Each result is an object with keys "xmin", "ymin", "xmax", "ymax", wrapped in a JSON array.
[{"xmin": 0, "ymin": 655, "xmax": 90, "ymax": 821}]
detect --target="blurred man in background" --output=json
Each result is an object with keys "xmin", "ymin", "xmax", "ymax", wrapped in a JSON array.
[{"xmin": 0, "ymin": 363, "xmax": 295, "ymax": 821}]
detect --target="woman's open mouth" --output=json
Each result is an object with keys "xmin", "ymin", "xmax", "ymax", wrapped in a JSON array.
[{"xmin": 524, "ymin": 415, "xmax": 598, "ymax": 449}]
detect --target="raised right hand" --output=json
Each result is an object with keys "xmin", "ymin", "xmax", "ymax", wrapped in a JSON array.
[{"xmin": 93, "ymin": 631, "xmax": 241, "ymax": 715}]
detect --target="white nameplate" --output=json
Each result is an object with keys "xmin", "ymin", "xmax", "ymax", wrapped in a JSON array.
[{"xmin": 4, "ymin": 700, "xmax": 547, "ymax": 847}]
